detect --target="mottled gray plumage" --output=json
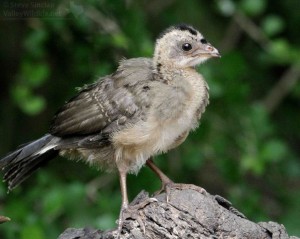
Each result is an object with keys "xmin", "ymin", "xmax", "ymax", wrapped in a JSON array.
[
  {"xmin": 0, "ymin": 24, "xmax": 220, "ymax": 233},
  {"xmin": 51, "ymin": 58, "xmax": 154, "ymax": 137}
]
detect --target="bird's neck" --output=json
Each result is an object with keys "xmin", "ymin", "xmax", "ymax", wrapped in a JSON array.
[{"xmin": 153, "ymin": 59, "xmax": 196, "ymax": 84}]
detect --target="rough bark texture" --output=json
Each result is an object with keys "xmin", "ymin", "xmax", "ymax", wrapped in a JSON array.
[{"xmin": 58, "ymin": 186, "xmax": 299, "ymax": 239}]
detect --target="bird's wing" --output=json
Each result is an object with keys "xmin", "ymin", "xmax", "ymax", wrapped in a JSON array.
[{"xmin": 50, "ymin": 58, "xmax": 154, "ymax": 137}]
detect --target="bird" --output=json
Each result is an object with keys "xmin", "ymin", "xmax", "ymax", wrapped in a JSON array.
[{"xmin": 0, "ymin": 24, "xmax": 220, "ymax": 233}]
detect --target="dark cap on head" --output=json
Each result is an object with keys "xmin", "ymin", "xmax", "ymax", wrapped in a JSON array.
[{"xmin": 158, "ymin": 23, "xmax": 198, "ymax": 40}]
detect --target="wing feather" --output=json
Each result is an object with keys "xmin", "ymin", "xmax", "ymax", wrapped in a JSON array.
[{"xmin": 50, "ymin": 58, "xmax": 154, "ymax": 137}]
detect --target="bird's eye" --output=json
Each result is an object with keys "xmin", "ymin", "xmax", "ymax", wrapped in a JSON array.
[
  {"xmin": 182, "ymin": 43, "xmax": 192, "ymax": 51},
  {"xmin": 200, "ymin": 38, "xmax": 207, "ymax": 44}
]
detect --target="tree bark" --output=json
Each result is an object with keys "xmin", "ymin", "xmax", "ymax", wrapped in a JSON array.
[{"xmin": 58, "ymin": 186, "xmax": 299, "ymax": 239}]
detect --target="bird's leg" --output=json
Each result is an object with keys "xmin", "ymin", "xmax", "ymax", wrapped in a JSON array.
[
  {"xmin": 146, "ymin": 158, "xmax": 173, "ymax": 194},
  {"xmin": 117, "ymin": 166, "xmax": 157, "ymax": 237},
  {"xmin": 146, "ymin": 158, "xmax": 176, "ymax": 201},
  {"xmin": 119, "ymin": 169, "xmax": 129, "ymax": 211},
  {"xmin": 146, "ymin": 158, "xmax": 206, "ymax": 202},
  {"xmin": 117, "ymin": 168, "xmax": 129, "ymax": 236}
]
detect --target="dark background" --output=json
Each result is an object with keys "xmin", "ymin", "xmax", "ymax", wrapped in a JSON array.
[{"xmin": 0, "ymin": 0, "xmax": 300, "ymax": 238}]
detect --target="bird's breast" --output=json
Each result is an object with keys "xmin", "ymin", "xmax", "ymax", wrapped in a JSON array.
[{"xmin": 112, "ymin": 72, "xmax": 209, "ymax": 174}]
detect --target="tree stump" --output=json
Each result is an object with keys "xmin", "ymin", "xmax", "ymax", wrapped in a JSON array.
[{"xmin": 58, "ymin": 186, "xmax": 299, "ymax": 239}]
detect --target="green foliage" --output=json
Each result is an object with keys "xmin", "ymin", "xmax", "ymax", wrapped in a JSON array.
[
  {"xmin": 0, "ymin": 0, "xmax": 300, "ymax": 238},
  {"xmin": 21, "ymin": 224, "xmax": 45, "ymax": 239},
  {"xmin": 262, "ymin": 15, "xmax": 285, "ymax": 37},
  {"xmin": 268, "ymin": 39, "xmax": 300, "ymax": 64},
  {"xmin": 11, "ymin": 84, "xmax": 46, "ymax": 116},
  {"xmin": 217, "ymin": 0, "xmax": 236, "ymax": 16},
  {"xmin": 239, "ymin": 0, "xmax": 267, "ymax": 16}
]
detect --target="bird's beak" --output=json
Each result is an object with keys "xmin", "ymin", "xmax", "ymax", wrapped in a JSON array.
[
  {"xmin": 193, "ymin": 43, "xmax": 221, "ymax": 58},
  {"xmin": 206, "ymin": 44, "xmax": 221, "ymax": 58}
]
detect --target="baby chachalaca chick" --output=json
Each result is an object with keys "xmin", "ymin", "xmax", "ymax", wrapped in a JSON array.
[{"xmin": 0, "ymin": 24, "xmax": 220, "ymax": 231}]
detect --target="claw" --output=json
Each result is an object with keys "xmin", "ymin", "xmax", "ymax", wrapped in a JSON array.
[
  {"xmin": 146, "ymin": 158, "xmax": 206, "ymax": 202},
  {"xmin": 117, "ymin": 197, "xmax": 157, "ymax": 237}
]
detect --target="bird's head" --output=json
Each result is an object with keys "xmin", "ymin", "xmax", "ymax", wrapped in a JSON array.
[{"xmin": 154, "ymin": 24, "xmax": 220, "ymax": 69}]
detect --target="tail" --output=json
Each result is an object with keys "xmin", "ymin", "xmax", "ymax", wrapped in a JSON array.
[{"xmin": 0, "ymin": 134, "xmax": 59, "ymax": 191}]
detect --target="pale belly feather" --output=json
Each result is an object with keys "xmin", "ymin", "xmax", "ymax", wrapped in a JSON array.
[{"xmin": 113, "ymin": 73, "xmax": 208, "ymax": 174}]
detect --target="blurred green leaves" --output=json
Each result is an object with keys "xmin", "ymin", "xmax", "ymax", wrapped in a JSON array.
[
  {"xmin": 216, "ymin": 0, "xmax": 236, "ymax": 16},
  {"xmin": 241, "ymin": 139, "xmax": 288, "ymax": 175},
  {"xmin": 262, "ymin": 15, "xmax": 285, "ymax": 37},
  {"xmin": 111, "ymin": 33, "xmax": 129, "ymax": 49},
  {"xmin": 10, "ymin": 26, "xmax": 50, "ymax": 115},
  {"xmin": 267, "ymin": 39, "xmax": 300, "ymax": 64},
  {"xmin": 217, "ymin": 0, "xmax": 267, "ymax": 17},
  {"xmin": 238, "ymin": 104, "xmax": 288, "ymax": 175},
  {"xmin": 11, "ymin": 61, "xmax": 49, "ymax": 115},
  {"xmin": 23, "ymin": 30, "xmax": 48, "ymax": 59},
  {"xmin": 22, "ymin": 62, "xmax": 49, "ymax": 88},
  {"xmin": 21, "ymin": 224, "xmax": 45, "ymax": 239},
  {"xmin": 239, "ymin": 0, "xmax": 266, "ymax": 16}
]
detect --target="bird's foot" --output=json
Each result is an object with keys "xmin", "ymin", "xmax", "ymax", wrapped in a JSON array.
[
  {"xmin": 117, "ymin": 197, "xmax": 158, "ymax": 238},
  {"xmin": 152, "ymin": 177, "xmax": 173, "ymax": 196},
  {"xmin": 146, "ymin": 158, "xmax": 206, "ymax": 202},
  {"xmin": 162, "ymin": 182, "xmax": 207, "ymax": 203}
]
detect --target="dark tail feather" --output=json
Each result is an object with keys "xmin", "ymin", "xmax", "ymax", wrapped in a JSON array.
[{"xmin": 0, "ymin": 134, "xmax": 59, "ymax": 191}]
